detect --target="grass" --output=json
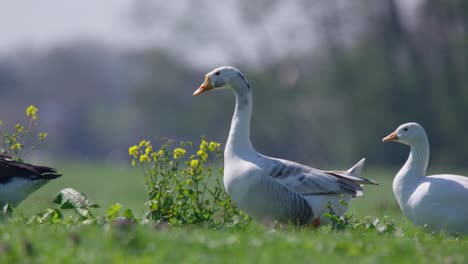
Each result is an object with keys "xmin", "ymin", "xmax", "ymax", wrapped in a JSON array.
[
  {"xmin": 16, "ymin": 161, "xmax": 147, "ymax": 217},
  {"xmin": 1, "ymin": 222, "xmax": 466, "ymax": 264},
  {"xmin": 2, "ymin": 162, "xmax": 467, "ymax": 263}
]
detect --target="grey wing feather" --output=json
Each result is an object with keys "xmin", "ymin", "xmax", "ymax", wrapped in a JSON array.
[
  {"xmin": 244, "ymin": 173, "xmax": 314, "ymax": 224},
  {"xmin": 260, "ymin": 157, "xmax": 366, "ymax": 197},
  {"xmin": 324, "ymin": 171, "xmax": 379, "ymax": 186}
]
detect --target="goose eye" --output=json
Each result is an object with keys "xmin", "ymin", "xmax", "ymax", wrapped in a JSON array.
[
  {"xmin": 403, "ymin": 128, "xmax": 408, "ymax": 131},
  {"xmin": 215, "ymin": 71, "xmax": 220, "ymax": 76}
]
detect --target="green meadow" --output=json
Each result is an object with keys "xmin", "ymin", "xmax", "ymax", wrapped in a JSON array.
[
  {"xmin": 0, "ymin": 162, "xmax": 466, "ymax": 263},
  {"xmin": 1, "ymin": 1, "xmax": 468, "ymax": 263}
]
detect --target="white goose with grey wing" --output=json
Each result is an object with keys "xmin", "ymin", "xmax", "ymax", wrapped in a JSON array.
[{"xmin": 194, "ymin": 66, "xmax": 378, "ymax": 226}]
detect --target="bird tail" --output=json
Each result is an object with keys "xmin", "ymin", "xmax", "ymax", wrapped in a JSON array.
[
  {"xmin": 344, "ymin": 158, "xmax": 378, "ymax": 185},
  {"xmin": 346, "ymin": 158, "xmax": 365, "ymax": 177},
  {"xmin": 324, "ymin": 158, "xmax": 379, "ymax": 186},
  {"xmin": 34, "ymin": 165, "xmax": 62, "ymax": 180}
]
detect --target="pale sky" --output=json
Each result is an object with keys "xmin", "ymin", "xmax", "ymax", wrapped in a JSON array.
[
  {"xmin": 0, "ymin": 0, "xmax": 424, "ymax": 64},
  {"xmin": 0, "ymin": 0, "xmax": 141, "ymax": 54}
]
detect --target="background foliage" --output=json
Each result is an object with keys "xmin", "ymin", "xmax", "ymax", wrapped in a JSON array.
[{"xmin": 1, "ymin": 0, "xmax": 467, "ymax": 168}]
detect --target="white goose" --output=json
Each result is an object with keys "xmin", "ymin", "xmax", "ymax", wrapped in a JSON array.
[
  {"xmin": 383, "ymin": 122, "xmax": 468, "ymax": 234},
  {"xmin": 193, "ymin": 66, "xmax": 378, "ymax": 226},
  {"xmin": 0, "ymin": 154, "xmax": 62, "ymax": 207}
]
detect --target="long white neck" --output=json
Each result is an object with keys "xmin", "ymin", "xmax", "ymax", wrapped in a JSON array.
[
  {"xmin": 224, "ymin": 78, "xmax": 256, "ymax": 160},
  {"xmin": 393, "ymin": 135, "xmax": 429, "ymax": 206}
]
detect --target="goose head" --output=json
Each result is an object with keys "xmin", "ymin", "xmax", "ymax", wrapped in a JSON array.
[
  {"xmin": 193, "ymin": 66, "xmax": 250, "ymax": 96},
  {"xmin": 382, "ymin": 122, "xmax": 426, "ymax": 146}
]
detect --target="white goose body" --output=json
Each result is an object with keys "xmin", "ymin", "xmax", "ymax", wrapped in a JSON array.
[
  {"xmin": 383, "ymin": 123, "xmax": 468, "ymax": 234},
  {"xmin": 194, "ymin": 66, "xmax": 378, "ymax": 225}
]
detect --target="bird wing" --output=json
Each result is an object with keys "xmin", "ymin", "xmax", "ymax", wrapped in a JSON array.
[
  {"xmin": 0, "ymin": 156, "xmax": 61, "ymax": 183},
  {"xmin": 422, "ymin": 174, "xmax": 468, "ymax": 204},
  {"xmin": 242, "ymin": 168, "xmax": 315, "ymax": 225},
  {"xmin": 258, "ymin": 156, "xmax": 367, "ymax": 197}
]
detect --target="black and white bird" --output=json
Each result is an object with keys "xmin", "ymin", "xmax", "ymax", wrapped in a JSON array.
[
  {"xmin": 0, "ymin": 154, "xmax": 61, "ymax": 207},
  {"xmin": 193, "ymin": 66, "xmax": 378, "ymax": 226}
]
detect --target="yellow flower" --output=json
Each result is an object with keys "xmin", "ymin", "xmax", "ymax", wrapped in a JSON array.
[
  {"xmin": 15, "ymin": 124, "xmax": 24, "ymax": 132},
  {"xmin": 190, "ymin": 159, "xmax": 199, "ymax": 168},
  {"xmin": 139, "ymin": 154, "xmax": 151, "ymax": 163},
  {"xmin": 38, "ymin": 132, "xmax": 48, "ymax": 141},
  {"xmin": 208, "ymin": 142, "xmax": 220, "ymax": 152},
  {"xmin": 200, "ymin": 139, "xmax": 209, "ymax": 150},
  {"xmin": 10, "ymin": 143, "xmax": 22, "ymax": 150},
  {"xmin": 173, "ymin": 148, "xmax": 186, "ymax": 159},
  {"xmin": 197, "ymin": 149, "xmax": 208, "ymax": 161},
  {"xmin": 138, "ymin": 140, "xmax": 147, "ymax": 147},
  {"xmin": 145, "ymin": 145, "xmax": 153, "ymax": 155},
  {"xmin": 26, "ymin": 105, "xmax": 38, "ymax": 120},
  {"xmin": 128, "ymin": 145, "xmax": 139, "ymax": 157}
]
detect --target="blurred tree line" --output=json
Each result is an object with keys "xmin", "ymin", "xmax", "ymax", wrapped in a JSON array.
[{"xmin": 0, "ymin": 0, "xmax": 467, "ymax": 168}]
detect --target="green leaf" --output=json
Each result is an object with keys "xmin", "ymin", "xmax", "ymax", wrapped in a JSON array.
[
  {"xmin": 42, "ymin": 208, "xmax": 63, "ymax": 223},
  {"xmin": 53, "ymin": 188, "xmax": 99, "ymax": 209},
  {"xmin": 53, "ymin": 188, "xmax": 100, "ymax": 218},
  {"xmin": 107, "ymin": 203, "xmax": 123, "ymax": 220},
  {"xmin": 29, "ymin": 208, "xmax": 63, "ymax": 224},
  {"xmin": 2, "ymin": 203, "xmax": 13, "ymax": 218},
  {"xmin": 123, "ymin": 209, "xmax": 135, "ymax": 219}
]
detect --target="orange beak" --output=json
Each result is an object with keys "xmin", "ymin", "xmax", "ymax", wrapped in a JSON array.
[
  {"xmin": 382, "ymin": 131, "xmax": 399, "ymax": 142},
  {"xmin": 193, "ymin": 76, "xmax": 214, "ymax": 96}
]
